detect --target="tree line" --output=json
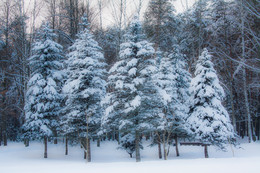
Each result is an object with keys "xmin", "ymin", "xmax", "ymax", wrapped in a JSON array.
[{"xmin": 0, "ymin": 0, "xmax": 259, "ymax": 162}]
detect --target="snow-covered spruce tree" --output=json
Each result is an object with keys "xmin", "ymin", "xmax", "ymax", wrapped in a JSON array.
[
  {"xmin": 102, "ymin": 15, "xmax": 157, "ymax": 162},
  {"xmin": 186, "ymin": 48, "xmax": 236, "ymax": 158},
  {"xmin": 23, "ymin": 23, "xmax": 64, "ymax": 158},
  {"xmin": 144, "ymin": 0, "xmax": 179, "ymax": 51},
  {"xmin": 154, "ymin": 45, "xmax": 191, "ymax": 159},
  {"xmin": 62, "ymin": 16, "xmax": 106, "ymax": 162}
]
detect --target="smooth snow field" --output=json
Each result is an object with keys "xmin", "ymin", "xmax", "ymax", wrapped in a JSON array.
[{"xmin": 0, "ymin": 139, "xmax": 259, "ymax": 173}]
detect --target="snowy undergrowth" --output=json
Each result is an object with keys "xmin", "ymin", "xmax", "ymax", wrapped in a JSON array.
[{"xmin": 0, "ymin": 139, "xmax": 260, "ymax": 173}]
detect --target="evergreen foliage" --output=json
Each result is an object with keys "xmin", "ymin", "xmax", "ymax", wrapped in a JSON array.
[
  {"xmin": 23, "ymin": 23, "xmax": 64, "ymax": 140},
  {"xmin": 187, "ymin": 48, "xmax": 236, "ymax": 149},
  {"xmin": 62, "ymin": 18, "xmax": 107, "ymax": 143},
  {"xmin": 155, "ymin": 45, "xmax": 191, "ymax": 137},
  {"xmin": 102, "ymin": 15, "xmax": 158, "ymax": 161},
  {"xmin": 144, "ymin": 0, "xmax": 180, "ymax": 51}
]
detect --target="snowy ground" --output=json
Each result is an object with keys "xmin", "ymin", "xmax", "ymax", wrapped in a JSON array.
[{"xmin": 0, "ymin": 139, "xmax": 260, "ymax": 173}]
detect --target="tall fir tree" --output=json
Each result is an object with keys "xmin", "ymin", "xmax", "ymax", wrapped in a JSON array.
[
  {"xmin": 144, "ymin": 0, "xmax": 180, "ymax": 52},
  {"xmin": 23, "ymin": 23, "xmax": 64, "ymax": 158},
  {"xmin": 186, "ymin": 48, "xmax": 236, "ymax": 157},
  {"xmin": 178, "ymin": 0, "xmax": 210, "ymax": 71},
  {"xmin": 102, "ymin": 15, "xmax": 158, "ymax": 162},
  {"xmin": 62, "ymin": 16, "xmax": 107, "ymax": 162},
  {"xmin": 153, "ymin": 45, "xmax": 191, "ymax": 159}
]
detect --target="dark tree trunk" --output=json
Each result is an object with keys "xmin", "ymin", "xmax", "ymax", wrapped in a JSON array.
[
  {"xmin": 158, "ymin": 142, "xmax": 162, "ymax": 159},
  {"xmin": 135, "ymin": 131, "xmax": 141, "ymax": 162},
  {"xmin": 3, "ymin": 132, "xmax": 7, "ymax": 146},
  {"xmin": 54, "ymin": 131, "xmax": 58, "ymax": 144},
  {"xmin": 44, "ymin": 137, "xmax": 48, "ymax": 158},
  {"xmin": 258, "ymin": 118, "xmax": 260, "ymax": 140},
  {"xmin": 0, "ymin": 127, "xmax": 2, "ymax": 146},
  {"xmin": 97, "ymin": 138, "xmax": 100, "ymax": 147},
  {"xmin": 204, "ymin": 145, "xmax": 209, "ymax": 158},
  {"xmin": 157, "ymin": 136, "xmax": 162, "ymax": 159},
  {"xmin": 84, "ymin": 151, "xmax": 86, "ymax": 159},
  {"xmin": 112, "ymin": 129, "xmax": 115, "ymax": 141},
  {"xmin": 175, "ymin": 135, "xmax": 179, "ymax": 157},
  {"xmin": 2, "ymin": 115, "xmax": 7, "ymax": 146},
  {"xmin": 65, "ymin": 137, "xmax": 68, "ymax": 155},
  {"xmin": 87, "ymin": 138, "xmax": 91, "ymax": 162},
  {"xmin": 24, "ymin": 139, "xmax": 29, "ymax": 147},
  {"xmin": 117, "ymin": 131, "xmax": 120, "ymax": 144}
]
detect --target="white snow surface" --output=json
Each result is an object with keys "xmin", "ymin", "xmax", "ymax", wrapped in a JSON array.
[{"xmin": 0, "ymin": 139, "xmax": 259, "ymax": 173}]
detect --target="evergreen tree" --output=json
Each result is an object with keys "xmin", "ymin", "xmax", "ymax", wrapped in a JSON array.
[
  {"xmin": 178, "ymin": 0, "xmax": 210, "ymax": 70},
  {"xmin": 144, "ymin": 0, "xmax": 180, "ymax": 51},
  {"xmin": 186, "ymin": 48, "xmax": 236, "ymax": 157},
  {"xmin": 102, "ymin": 15, "xmax": 157, "ymax": 162},
  {"xmin": 207, "ymin": 0, "xmax": 239, "ymax": 132},
  {"xmin": 153, "ymin": 45, "xmax": 191, "ymax": 159},
  {"xmin": 23, "ymin": 23, "xmax": 64, "ymax": 158},
  {"xmin": 170, "ymin": 46, "xmax": 191, "ymax": 133},
  {"xmin": 62, "ymin": 17, "xmax": 107, "ymax": 162}
]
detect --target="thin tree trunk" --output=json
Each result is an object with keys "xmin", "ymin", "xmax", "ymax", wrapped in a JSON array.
[
  {"xmin": 258, "ymin": 118, "xmax": 260, "ymax": 140},
  {"xmin": 86, "ymin": 112, "xmax": 91, "ymax": 162},
  {"xmin": 135, "ymin": 131, "xmax": 141, "ymax": 162},
  {"xmin": 240, "ymin": 0, "xmax": 252, "ymax": 143},
  {"xmin": 84, "ymin": 151, "xmax": 86, "ymax": 159},
  {"xmin": 204, "ymin": 145, "xmax": 209, "ymax": 158},
  {"xmin": 112, "ymin": 129, "xmax": 115, "ymax": 141},
  {"xmin": 163, "ymin": 131, "xmax": 167, "ymax": 160},
  {"xmin": 25, "ymin": 138, "xmax": 29, "ymax": 147},
  {"xmin": 118, "ymin": 130, "xmax": 121, "ymax": 144},
  {"xmin": 175, "ymin": 135, "xmax": 179, "ymax": 157},
  {"xmin": 0, "ymin": 126, "xmax": 2, "ymax": 146},
  {"xmin": 87, "ymin": 138, "xmax": 91, "ymax": 162},
  {"xmin": 44, "ymin": 137, "xmax": 48, "ymax": 158},
  {"xmin": 54, "ymin": 131, "xmax": 58, "ymax": 144},
  {"xmin": 230, "ymin": 80, "xmax": 236, "ymax": 132},
  {"xmin": 3, "ymin": 132, "xmax": 7, "ymax": 146},
  {"xmin": 158, "ymin": 136, "xmax": 162, "ymax": 159},
  {"xmin": 97, "ymin": 138, "xmax": 100, "ymax": 147},
  {"xmin": 2, "ymin": 111, "xmax": 7, "ymax": 146},
  {"xmin": 243, "ymin": 67, "xmax": 252, "ymax": 143},
  {"xmin": 98, "ymin": 0, "xmax": 103, "ymax": 30},
  {"xmin": 65, "ymin": 137, "xmax": 68, "ymax": 155}
]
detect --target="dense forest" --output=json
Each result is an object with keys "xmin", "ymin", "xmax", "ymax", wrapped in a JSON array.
[{"xmin": 0, "ymin": 0, "xmax": 259, "ymax": 162}]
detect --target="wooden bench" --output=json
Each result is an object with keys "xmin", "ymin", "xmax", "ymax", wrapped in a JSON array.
[{"xmin": 180, "ymin": 142, "xmax": 210, "ymax": 158}]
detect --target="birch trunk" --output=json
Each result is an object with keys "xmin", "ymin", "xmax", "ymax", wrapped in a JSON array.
[{"xmin": 240, "ymin": 0, "xmax": 252, "ymax": 143}]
